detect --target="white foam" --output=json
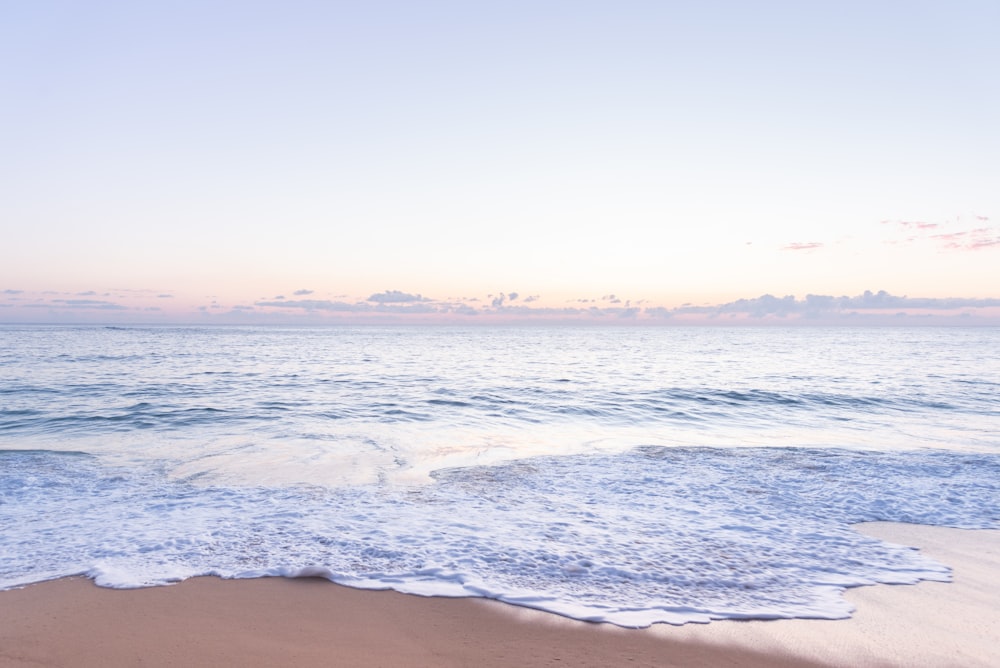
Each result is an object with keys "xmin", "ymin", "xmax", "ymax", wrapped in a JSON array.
[{"xmin": 3, "ymin": 446, "xmax": 994, "ymax": 626}]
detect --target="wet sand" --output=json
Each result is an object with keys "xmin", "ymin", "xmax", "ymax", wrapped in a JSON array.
[{"xmin": 1, "ymin": 522, "xmax": 997, "ymax": 667}]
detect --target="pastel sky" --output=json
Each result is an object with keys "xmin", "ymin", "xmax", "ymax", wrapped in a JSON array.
[{"xmin": 2, "ymin": 1, "xmax": 998, "ymax": 325}]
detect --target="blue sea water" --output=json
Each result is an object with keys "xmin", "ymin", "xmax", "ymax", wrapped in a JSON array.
[{"xmin": 1, "ymin": 325, "xmax": 999, "ymax": 626}]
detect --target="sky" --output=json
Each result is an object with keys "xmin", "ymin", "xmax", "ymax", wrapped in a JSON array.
[{"xmin": 2, "ymin": 1, "xmax": 998, "ymax": 325}]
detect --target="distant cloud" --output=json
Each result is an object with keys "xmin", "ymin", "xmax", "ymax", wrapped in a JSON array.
[
  {"xmin": 846, "ymin": 291, "xmax": 1000, "ymax": 310},
  {"xmin": 76, "ymin": 290, "xmax": 98, "ymax": 296},
  {"xmin": 782, "ymin": 242, "xmax": 823, "ymax": 251},
  {"xmin": 366, "ymin": 290, "xmax": 427, "ymax": 303},
  {"xmin": 3, "ymin": 285, "xmax": 997, "ymax": 326},
  {"xmin": 931, "ymin": 228, "xmax": 1000, "ymax": 250},
  {"xmin": 644, "ymin": 307, "xmax": 674, "ymax": 319},
  {"xmin": 580, "ymin": 305, "xmax": 641, "ymax": 319},
  {"xmin": 508, "ymin": 292, "xmax": 519, "ymax": 301},
  {"xmin": 493, "ymin": 305, "xmax": 587, "ymax": 317},
  {"xmin": 157, "ymin": 294, "xmax": 174, "ymax": 299},
  {"xmin": 676, "ymin": 290, "xmax": 1000, "ymax": 320},
  {"xmin": 886, "ymin": 220, "xmax": 941, "ymax": 231},
  {"xmin": 449, "ymin": 304, "xmax": 480, "ymax": 316},
  {"xmin": 49, "ymin": 299, "xmax": 129, "ymax": 310},
  {"xmin": 256, "ymin": 297, "xmax": 447, "ymax": 316},
  {"xmin": 381, "ymin": 301, "xmax": 439, "ymax": 314},
  {"xmin": 882, "ymin": 215, "xmax": 998, "ymax": 251},
  {"xmin": 256, "ymin": 299, "xmax": 367, "ymax": 312},
  {"xmin": 110, "ymin": 287, "xmax": 168, "ymax": 296},
  {"xmin": 677, "ymin": 294, "xmax": 800, "ymax": 317},
  {"xmin": 293, "ymin": 289, "xmax": 314, "ymax": 296}
]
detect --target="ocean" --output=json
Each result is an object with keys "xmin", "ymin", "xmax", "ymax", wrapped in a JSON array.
[{"xmin": 1, "ymin": 325, "xmax": 998, "ymax": 627}]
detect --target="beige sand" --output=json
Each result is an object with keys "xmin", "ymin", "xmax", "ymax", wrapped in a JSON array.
[{"xmin": 1, "ymin": 522, "xmax": 997, "ymax": 667}]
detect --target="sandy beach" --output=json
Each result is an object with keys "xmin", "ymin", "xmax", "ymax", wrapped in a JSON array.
[{"xmin": 1, "ymin": 522, "xmax": 997, "ymax": 667}]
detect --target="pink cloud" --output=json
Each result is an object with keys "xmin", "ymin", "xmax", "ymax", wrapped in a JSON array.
[
  {"xmin": 897, "ymin": 220, "xmax": 940, "ymax": 230},
  {"xmin": 930, "ymin": 227, "xmax": 1000, "ymax": 250},
  {"xmin": 782, "ymin": 242, "xmax": 823, "ymax": 251},
  {"xmin": 883, "ymin": 216, "xmax": 998, "ymax": 250}
]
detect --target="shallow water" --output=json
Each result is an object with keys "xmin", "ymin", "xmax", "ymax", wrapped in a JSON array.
[{"xmin": 2, "ymin": 325, "xmax": 998, "ymax": 625}]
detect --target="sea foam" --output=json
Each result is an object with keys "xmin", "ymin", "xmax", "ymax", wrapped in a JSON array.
[{"xmin": 3, "ymin": 446, "xmax": 997, "ymax": 626}]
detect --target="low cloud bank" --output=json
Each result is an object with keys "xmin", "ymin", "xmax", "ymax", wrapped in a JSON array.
[
  {"xmin": 366, "ymin": 290, "xmax": 427, "ymax": 303},
  {"xmin": 2, "ymin": 288, "xmax": 999, "ymax": 325},
  {"xmin": 676, "ymin": 290, "xmax": 1000, "ymax": 319},
  {"xmin": 250, "ymin": 289, "xmax": 1000, "ymax": 325}
]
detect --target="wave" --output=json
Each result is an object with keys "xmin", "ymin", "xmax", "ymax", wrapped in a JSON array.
[
  {"xmin": 0, "ymin": 377, "xmax": 993, "ymax": 438},
  {"xmin": 2, "ymin": 446, "xmax": 998, "ymax": 626}
]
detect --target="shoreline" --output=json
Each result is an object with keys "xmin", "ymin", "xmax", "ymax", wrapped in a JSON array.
[{"xmin": 1, "ymin": 522, "xmax": 997, "ymax": 667}]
